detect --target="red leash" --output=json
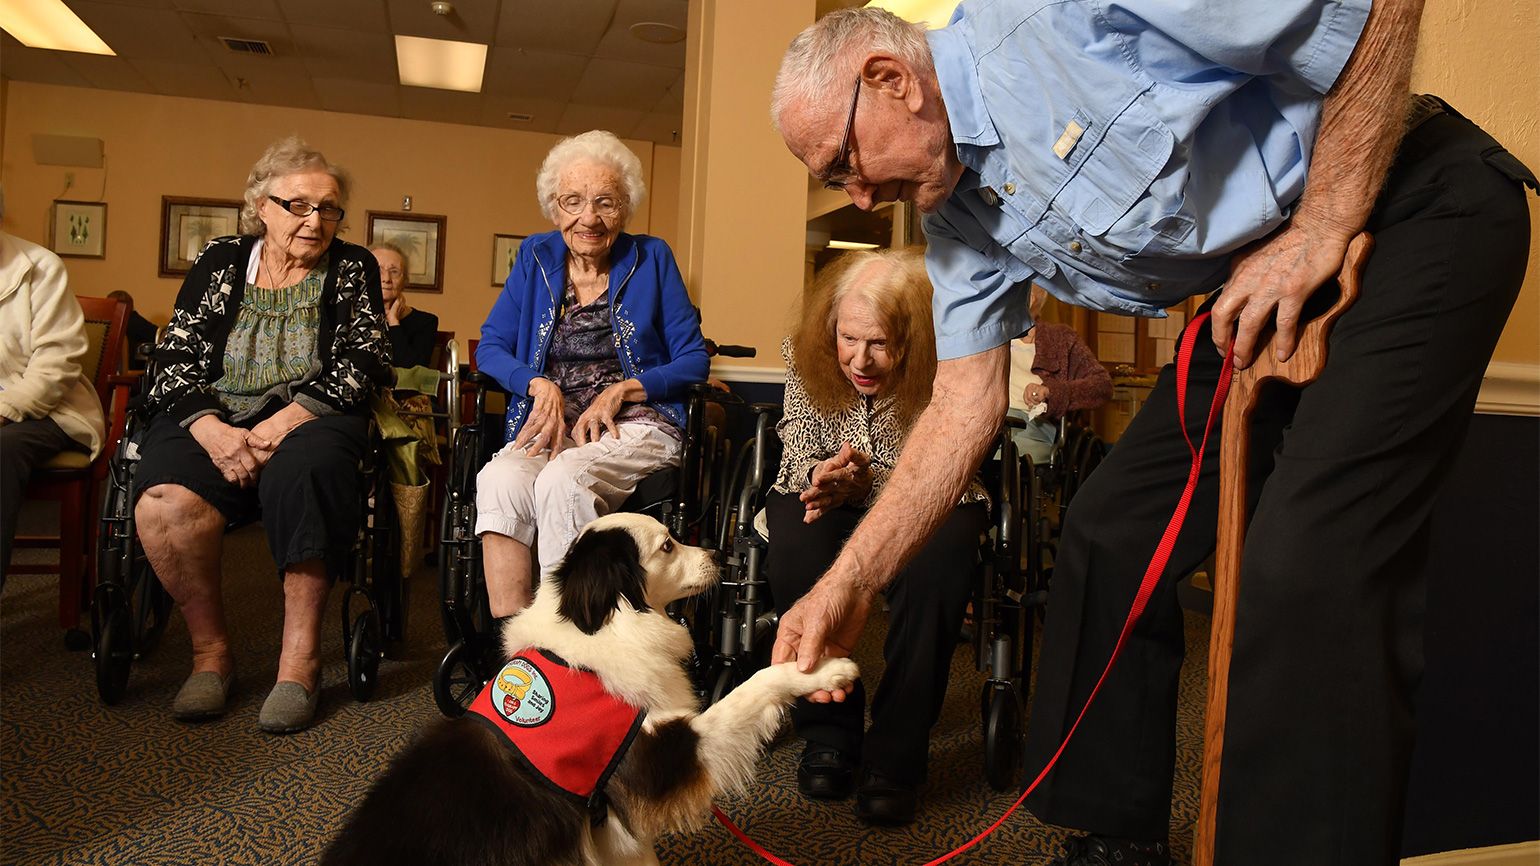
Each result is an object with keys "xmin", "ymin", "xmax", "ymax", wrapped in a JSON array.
[{"xmin": 714, "ymin": 313, "xmax": 1233, "ymax": 864}]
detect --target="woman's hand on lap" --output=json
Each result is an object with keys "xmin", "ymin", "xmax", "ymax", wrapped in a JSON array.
[
  {"xmin": 571, "ymin": 382, "xmax": 628, "ymax": 445},
  {"xmin": 515, "ymin": 377, "xmax": 567, "ymax": 455},
  {"xmin": 190, "ymin": 416, "xmax": 269, "ymax": 488}
]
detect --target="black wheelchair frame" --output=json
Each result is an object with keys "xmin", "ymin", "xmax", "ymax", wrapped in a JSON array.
[
  {"xmin": 972, "ymin": 415, "xmax": 1108, "ymax": 790},
  {"xmin": 91, "ymin": 365, "xmax": 406, "ymax": 706}
]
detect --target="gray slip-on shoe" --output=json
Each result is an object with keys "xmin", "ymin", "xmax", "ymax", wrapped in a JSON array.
[
  {"xmin": 258, "ymin": 681, "xmax": 320, "ymax": 734},
  {"xmin": 171, "ymin": 671, "xmax": 235, "ymax": 721}
]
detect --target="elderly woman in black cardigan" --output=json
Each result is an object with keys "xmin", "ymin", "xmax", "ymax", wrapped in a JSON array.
[{"xmin": 134, "ymin": 136, "xmax": 390, "ymax": 734}]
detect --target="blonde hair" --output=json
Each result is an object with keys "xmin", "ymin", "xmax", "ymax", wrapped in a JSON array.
[
  {"xmin": 239, "ymin": 135, "xmax": 350, "ymax": 236},
  {"xmin": 791, "ymin": 248, "xmax": 936, "ymax": 427}
]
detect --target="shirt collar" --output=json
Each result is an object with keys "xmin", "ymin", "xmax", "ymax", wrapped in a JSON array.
[{"xmin": 927, "ymin": 18, "xmax": 999, "ymax": 150}]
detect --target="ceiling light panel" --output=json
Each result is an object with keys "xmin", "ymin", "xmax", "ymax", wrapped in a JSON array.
[
  {"xmin": 395, "ymin": 34, "xmax": 487, "ymax": 93},
  {"xmin": 0, "ymin": 0, "xmax": 115, "ymax": 55}
]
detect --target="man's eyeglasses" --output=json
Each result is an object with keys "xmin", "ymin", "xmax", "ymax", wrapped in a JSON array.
[
  {"xmin": 268, "ymin": 195, "xmax": 345, "ymax": 222},
  {"xmin": 821, "ymin": 77, "xmax": 862, "ymax": 191},
  {"xmin": 555, "ymin": 194, "xmax": 623, "ymax": 218}
]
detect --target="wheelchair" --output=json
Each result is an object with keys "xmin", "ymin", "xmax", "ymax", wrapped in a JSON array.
[
  {"xmin": 972, "ymin": 414, "xmax": 1108, "ymax": 790},
  {"xmin": 432, "ymin": 368, "xmax": 734, "ymax": 717},
  {"xmin": 91, "ymin": 366, "xmax": 406, "ymax": 706}
]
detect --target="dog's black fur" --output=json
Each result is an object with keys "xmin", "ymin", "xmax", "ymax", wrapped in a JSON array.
[
  {"xmin": 553, "ymin": 527, "xmax": 651, "ymax": 634},
  {"xmin": 321, "ymin": 717, "xmax": 589, "ymax": 866}
]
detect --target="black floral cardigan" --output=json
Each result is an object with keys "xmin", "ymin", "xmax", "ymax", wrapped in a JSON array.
[{"xmin": 146, "ymin": 235, "xmax": 391, "ymax": 426}]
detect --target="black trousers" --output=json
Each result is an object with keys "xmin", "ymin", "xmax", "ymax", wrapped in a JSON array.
[
  {"xmin": 766, "ymin": 489, "xmax": 988, "ymax": 786},
  {"xmin": 1023, "ymin": 106, "xmax": 1533, "ymax": 864},
  {"xmin": 132, "ymin": 412, "xmax": 369, "ymax": 577},
  {"xmin": 1, "ymin": 417, "xmax": 78, "ymax": 583}
]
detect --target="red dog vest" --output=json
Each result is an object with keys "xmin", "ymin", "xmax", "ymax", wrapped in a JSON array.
[{"xmin": 467, "ymin": 650, "xmax": 645, "ymax": 818}]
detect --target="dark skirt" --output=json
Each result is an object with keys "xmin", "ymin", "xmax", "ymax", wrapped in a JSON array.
[{"xmin": 132, "ymin": 411, "xmax": 369, "ymax": 576}]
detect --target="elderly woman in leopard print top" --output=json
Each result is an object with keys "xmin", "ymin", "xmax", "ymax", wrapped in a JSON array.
[{"xmin": 768, "ymin": 248, "xmax": 987, "ymax": 827}]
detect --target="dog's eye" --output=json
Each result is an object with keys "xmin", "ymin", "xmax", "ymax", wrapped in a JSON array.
[{"xmin": 661, "ymin": 538, "xmax": 674, "ymax": 553}]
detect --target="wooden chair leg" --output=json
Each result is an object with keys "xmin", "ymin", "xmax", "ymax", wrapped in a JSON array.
[
  {"xmin": 57, "ymin": 487, "xmax": 84, "ymax": 631},
  {"xmin": 1193, "ymin": 233, "xmax": 1373, "ymax": 864}
]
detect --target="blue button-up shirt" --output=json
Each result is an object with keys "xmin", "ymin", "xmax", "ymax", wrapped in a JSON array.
[{"xmin": 924, "ymin": 0, "xmax": 1371, "ymax": 360}]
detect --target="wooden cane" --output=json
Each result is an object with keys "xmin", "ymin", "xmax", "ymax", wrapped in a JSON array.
[{"xmin": 1193, "ymin": 232, "xmax": 1374, "ymax": 865}]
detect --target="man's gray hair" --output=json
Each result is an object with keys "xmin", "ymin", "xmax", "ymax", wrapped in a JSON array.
[
  {"xmin": 239, "ymin": 135, "xmax": 350, "ymax": 236},
  {"xmin": 771, "ymin": 7, "xmax": 932, "ymax": 132},
  {"xmin": 535, "ymin": 130, "xmax": 647, "ymax": 224}
]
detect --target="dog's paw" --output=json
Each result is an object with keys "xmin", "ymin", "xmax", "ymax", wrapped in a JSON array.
[{"xmin": 790, "ymin": 657, "xmax": 859, "ymax": 696}]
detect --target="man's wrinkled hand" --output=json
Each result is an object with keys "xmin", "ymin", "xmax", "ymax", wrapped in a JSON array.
[
  {"xmin": 1211, "ymin": 219, "xmax": 1353, "ymax": 369},
  {"xmin": 771, "ymin": 574, "xmax": 875, "ymax": 703}
]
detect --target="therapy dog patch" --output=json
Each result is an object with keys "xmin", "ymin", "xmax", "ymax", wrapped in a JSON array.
[{"xmin": 489, "ymin": 657, "xmax": 555, "ymax": 726}]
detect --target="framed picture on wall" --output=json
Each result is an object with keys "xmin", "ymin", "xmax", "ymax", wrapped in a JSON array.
[
  {"xmin": 367, "ymin": 211, "xmax": 447, "ymax": 293},
  {"xmin": 159, "ymin": 196, "xmax": 242, "ymax": 276},
  {"xmin": 50, "ymin": 200, "xmax": 108, "ymax": 259},
  {"xmin": 491, "ymin": 234, "xmax": 525, "ymax": 287}
]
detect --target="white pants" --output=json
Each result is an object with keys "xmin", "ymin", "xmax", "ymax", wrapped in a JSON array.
[{"xmin": 475, "ymin": 422, "xmax": 681, "ymax": 572}]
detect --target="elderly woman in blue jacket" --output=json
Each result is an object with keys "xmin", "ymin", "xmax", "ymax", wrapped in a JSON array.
[{"xmin": 476, "ymin": 130, "xmax": 708, "ymax": 617}]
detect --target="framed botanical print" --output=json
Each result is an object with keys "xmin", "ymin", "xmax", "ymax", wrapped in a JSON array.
[
  {"xmin": 159, "ymin": 196, "xmax": 242, "ymax": 276},
  {"xmin": 491, "ymin": 234, "xmax": 525, "ymax": 287},
  {"xmin": 50, "ymin": 200, "xmax": 108, "ymax": 259},
  {"xmin": 367, "ymin": 211, "xmax": 447, "ymax": 293}
]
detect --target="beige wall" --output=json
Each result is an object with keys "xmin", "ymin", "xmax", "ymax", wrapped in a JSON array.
[
  {"xmin": 0, "ymin": 82, "xmax": 680, "ymax": 344},
  {"xmin": 679, "ymin": 0, "xmax": 816, "ymax": 364},
  {"xmin": 1413, "ymin": 0, "xmax": 1540, "ymax": 365}
]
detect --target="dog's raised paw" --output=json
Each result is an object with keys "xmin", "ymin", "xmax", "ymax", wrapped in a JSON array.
[{"xmin": 804, "ymin": 657, "xmax": 860, "ymax": 694}]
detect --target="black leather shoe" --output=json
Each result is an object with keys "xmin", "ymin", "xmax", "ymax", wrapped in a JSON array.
[
  {"xmin": 796, "ymin": 744, "xmax": 855, "ymax": 800},
  {"xmin": 853, "ymin": 768, "xmax": 917, "ymax": 826},
  {"xmin": 1048, "ymin": 834, "xmax": 1171, "ymax": 866}
]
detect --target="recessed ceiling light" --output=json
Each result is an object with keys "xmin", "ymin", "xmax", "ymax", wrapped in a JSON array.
[
  {"xmin": 0, "ymin": 0, "xmax": 114, "ymax": 55},
  {"xmin": 630, "ymin": 22, "xmax": 686, "ymax": 44},
  {"xmin": 395, "ymin": 34, "xmax": 487, "ymax": 93},
  {"xmin": 828, "ymin": 240, "xmax": 881, "ymax": 250}
]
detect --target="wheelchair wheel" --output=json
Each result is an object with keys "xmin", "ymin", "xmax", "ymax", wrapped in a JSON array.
[
  {"xmin": 347, "ymin": 608, "xmax": 383, "ymax": 702},
  {"xmin": 93, "ymin": 597, "xmax": 134, "ymax": 705},
  {"xmin": 434, "ymin": 639, "xmax": 485, "ymax": 718},
  {"xmin": 982, "ymin": 682, "xmax": 1024, "ymax": 792}
]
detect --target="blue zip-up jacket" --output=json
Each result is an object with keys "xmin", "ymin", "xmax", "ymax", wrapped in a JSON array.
[{"xmin": 477, "ymin": 230, "xmax": 708, "ymax": 445}]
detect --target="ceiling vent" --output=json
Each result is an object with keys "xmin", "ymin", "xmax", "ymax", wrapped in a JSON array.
[
  {"xmin": 506, "ymin": 112, "xmax": 534, "ymax": 122},
  {"xmin": 219, "ymin": 37, "xmax": 274, "ymax": 56}
]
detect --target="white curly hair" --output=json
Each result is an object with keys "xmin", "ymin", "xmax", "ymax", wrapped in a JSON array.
[{"xmin": 534, "ymin": 130, "xmax": 647, "ymax": 224}]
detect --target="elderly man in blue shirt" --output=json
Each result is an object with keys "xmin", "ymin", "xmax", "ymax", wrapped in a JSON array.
[{"xmin": 771, "ymin": 1, "xmax": 1534, "ymax": 863}]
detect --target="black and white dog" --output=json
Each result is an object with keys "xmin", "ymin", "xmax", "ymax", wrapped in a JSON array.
[{"xmin": 322, "ymin": 512, "xmax": 858, "ymax": 866}]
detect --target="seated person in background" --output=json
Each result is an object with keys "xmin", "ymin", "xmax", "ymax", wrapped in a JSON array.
[
  {"xmin": 133, "ymin": 136, "xmax": 390, "ymax": 734},
  {"xmin": 0, "ymin": 204, "xmax": 106, "ymax": 584},
  {"xmin": 767, "ymin": 248, "xmax": 988, "ymax": 826},
  {"xmin": 106, "ymin": 289, "xmax": 161, "ymax": 370},
  {"xmin": 1008, "ymin": 285, "xmax": 1112, "ymax": 465},
  {"xmin": 368, "ymin": 242, "xmax": 439, "ymax": 369},
  {"xmin": 475, "ymin": 129, "xmax": 707, "ymax": 618}
]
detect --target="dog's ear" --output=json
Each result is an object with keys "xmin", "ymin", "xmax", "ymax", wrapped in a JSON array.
[{"xmin": 553, "ymin": 526, "xmax": 651, "ymax": 634}]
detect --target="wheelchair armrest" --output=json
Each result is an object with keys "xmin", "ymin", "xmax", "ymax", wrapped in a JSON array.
[
  {"xmin": 1002, "ymin": 414, "xmax": 1027, "ymax": 430},
  {"xmin": 464, "ymin": 370, "xmax": 510, "ymax": 394}
]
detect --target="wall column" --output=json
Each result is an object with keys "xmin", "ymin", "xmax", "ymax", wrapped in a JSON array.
[{"xmin": 678, "ymin": 0, "xmax": 815, "ymax": 366}]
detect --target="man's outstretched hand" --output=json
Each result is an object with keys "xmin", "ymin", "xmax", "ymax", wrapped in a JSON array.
[
  {"xmin": 1210, "ymin": 219, "xmax": 1354, "ymax": 369},
  {"xmin": 771, "ymin": 574, "xmax": 876, "ymax": 704}
]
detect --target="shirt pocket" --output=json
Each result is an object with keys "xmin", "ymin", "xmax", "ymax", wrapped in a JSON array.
[{"xmin": 1051, "ymin": 92, "xmax": 1175, "ymax": 250}]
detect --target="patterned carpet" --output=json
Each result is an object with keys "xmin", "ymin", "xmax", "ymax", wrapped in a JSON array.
[{"xmin": 2, "ymin": 516, "xmax": 1208, "ymax": 866}]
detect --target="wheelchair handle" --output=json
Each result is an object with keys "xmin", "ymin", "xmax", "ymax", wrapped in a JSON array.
[{"xmin": 705, "ymin": 339, "xmax": 756, "ymax": 359}]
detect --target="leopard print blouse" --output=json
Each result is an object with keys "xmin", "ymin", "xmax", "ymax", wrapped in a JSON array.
[{"xmin": 771, "ymin": 337, "xmax": 987, "ymax": 507}]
